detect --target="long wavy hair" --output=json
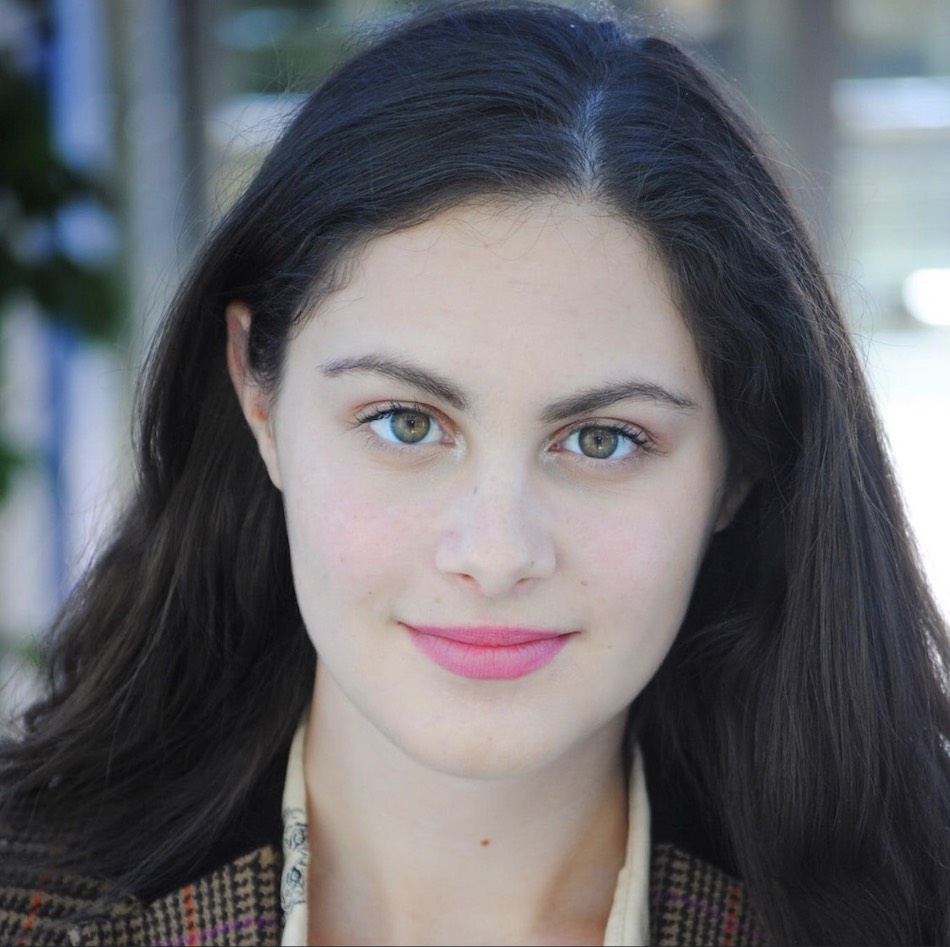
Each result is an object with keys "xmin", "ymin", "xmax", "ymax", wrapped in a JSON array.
[{"xmin": 3, "ymin": 2, "xmax": 949, "ymax": 943}]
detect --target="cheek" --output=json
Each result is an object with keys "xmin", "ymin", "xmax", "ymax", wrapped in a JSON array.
[
  {"xmin": 278, "ymin": 458, "xmax": 430, "ymax": 622},
  {"xmin": 581, "ymin": 482, "xmax": 715, "ymax": 580},
  {"xmin": 568, "ymin": 478, "xmax": 720, "ymax": 647},
  {"xmin": 567, "ymin": 513, "xmax": 709, "ymax": 703}
]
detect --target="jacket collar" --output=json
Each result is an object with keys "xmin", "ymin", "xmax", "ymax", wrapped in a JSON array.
[{"xmin": 57, "ymin": 842, "xmax": 764, "ymax": 946}]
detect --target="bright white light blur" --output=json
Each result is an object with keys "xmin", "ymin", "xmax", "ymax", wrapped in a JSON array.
[{"xmin": 903, "ymin": 269, "xmax": 950, "ymax": 327}]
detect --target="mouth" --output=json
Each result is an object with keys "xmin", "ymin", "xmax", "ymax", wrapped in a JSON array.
[{"xmin": 402, "ymin": 624, "xmax": 574, "ymax": 680}]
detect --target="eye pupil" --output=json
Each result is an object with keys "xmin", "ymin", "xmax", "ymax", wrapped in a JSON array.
[
  {"xmin": 578, "ymin": 427, "xmax": 619, "ymax": 459},
  {"xmin": 391, "ymin": 410, "xmax": 431, "ymax": 443}
]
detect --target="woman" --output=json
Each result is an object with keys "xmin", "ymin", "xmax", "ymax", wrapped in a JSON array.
[{"xmin": 2, "ymin": 2, "xmax": 949, "ymax": 944}]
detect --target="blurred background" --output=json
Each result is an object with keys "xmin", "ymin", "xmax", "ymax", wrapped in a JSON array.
[{"xmin": 1, "ymin": 0, "xmax": 949, "ymax": 719}]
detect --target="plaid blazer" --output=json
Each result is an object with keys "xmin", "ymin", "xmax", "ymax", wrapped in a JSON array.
[{"xmin": 0, "ymin": 832, "xmax": 767, "ymax": 946}]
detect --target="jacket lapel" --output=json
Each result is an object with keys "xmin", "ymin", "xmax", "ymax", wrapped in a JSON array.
[
  {"xmin": 648, "ymin": 843, "xmax": 767, "ymax": 946},
  {"xmin": 61, "ymin": 842, "xmax": 766, "ymax": 946}
]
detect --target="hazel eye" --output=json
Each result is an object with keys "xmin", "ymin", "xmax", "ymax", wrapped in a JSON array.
[
  {"xmin": 562, "ymin": 426, "xmax": 638, "ymax": 460},
  {"xmin": 368, "ymin": 408, "xmax": 443, "ymax": 445}
]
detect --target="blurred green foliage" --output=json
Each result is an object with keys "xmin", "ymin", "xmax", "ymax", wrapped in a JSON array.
[
  {"xmin": 0, "ymin": 54, "xmax": 120, "ymax": 337},
  {"xmin": 0, "ymin": 47, "xmax": 121, "ymax": 504}
]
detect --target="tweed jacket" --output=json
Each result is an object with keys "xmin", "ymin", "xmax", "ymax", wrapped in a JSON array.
[{"xmin": 0, "ymin": 829, "xmax": 767, "ymax": 947}]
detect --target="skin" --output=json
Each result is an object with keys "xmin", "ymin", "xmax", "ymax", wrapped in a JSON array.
[{"xmin": 227, "ymin": 199, "xmax": 745, "ymax": 945}]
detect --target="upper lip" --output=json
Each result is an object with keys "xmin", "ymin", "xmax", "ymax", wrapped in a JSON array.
[{"xmin": 403, "ymin": 624, "xmax": 572, "ymax": 646}]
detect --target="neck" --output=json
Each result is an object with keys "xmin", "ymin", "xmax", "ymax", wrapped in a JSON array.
[{"xmin": 302, "ymin": 673, "xmax": 631, "ymax": 946}]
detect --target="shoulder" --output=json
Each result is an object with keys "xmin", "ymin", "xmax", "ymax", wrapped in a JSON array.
[
  {"xmin": 2, "ymin": 830, "xmax": 765, "ymax": 947},
  {"xmin": 0, "ymin": 822, "xmax": 282, "ymax": 947},
  {"xmin": 0, "ymin": 737, "xmax": 290, "ymax": 945},
  {"xmin": 649, "ymin": 842, "xmax": 768, "ymax": 947}
]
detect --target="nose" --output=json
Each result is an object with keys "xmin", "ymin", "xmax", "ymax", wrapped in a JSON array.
[{"xmin": 434, "ymin": 461, "xmax": 557, "ymax": 598}]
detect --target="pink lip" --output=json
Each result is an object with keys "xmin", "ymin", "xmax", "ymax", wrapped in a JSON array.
[{"xmin": 404, "ymin": 624, "xmax": 573, "ymax": 680}]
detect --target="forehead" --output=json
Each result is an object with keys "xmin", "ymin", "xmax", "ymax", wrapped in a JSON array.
[
  {"xmin": 292, "ymin": 199, "xmax": 709, "ymax": 405},
  {"xmin": 328, "ymin": 199, "xmax": 665, "ymax": 319}
]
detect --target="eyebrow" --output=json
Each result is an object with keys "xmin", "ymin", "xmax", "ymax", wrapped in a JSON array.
[
  {"xmin": 320, "ymin": 353, "xmax": 698, "ymax": 420},
  {"xmin": 321, "ymin": 355, "xmax": 470, "ymax": 410},
  {"xmin": 539, "ymin": 380, "xmax": 698, "ymax": 423}
]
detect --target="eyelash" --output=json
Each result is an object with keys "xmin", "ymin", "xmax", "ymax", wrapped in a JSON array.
[
  {"xmin": 353, "ymin": 402, "xmax": 453, "ymax": 449},
  {"xmin": 352, "ymin": 402, "xmax": 654, "ymax": 463},
  {"xmin": 555, "ymin": 420, "xmax": 653, "ymax": 464}
]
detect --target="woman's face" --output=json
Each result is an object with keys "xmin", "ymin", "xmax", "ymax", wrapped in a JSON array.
[{"xmin": 231, "ymin": 200, "xmax": 740, "ymax": 779}]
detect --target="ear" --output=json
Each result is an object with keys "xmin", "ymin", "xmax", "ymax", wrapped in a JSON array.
[
  {"xmin": 714, "ymin": 473, "xmax": 752, "ymax": 533},
  {"xmin": 225, "ymin": 301, "xmax": 282, "ymax": 490}
]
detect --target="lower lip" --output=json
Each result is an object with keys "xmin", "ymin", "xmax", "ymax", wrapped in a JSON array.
[{"xmin": 404, "ymin": 626, "xmax": 571, "ymax": 680}]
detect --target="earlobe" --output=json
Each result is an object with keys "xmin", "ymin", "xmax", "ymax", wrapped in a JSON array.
[
  {"xmin": 714, "ymin": 475, "xmax": 753, "ymax": 532},
  {"xmin": 225, "ymin": 301, "xmax": 282, "ymax": 490}
]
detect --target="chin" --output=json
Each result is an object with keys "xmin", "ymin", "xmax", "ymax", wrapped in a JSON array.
[{"xmin": 398, "ymin": 729, "xmax": 569, "ymax": 782}]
